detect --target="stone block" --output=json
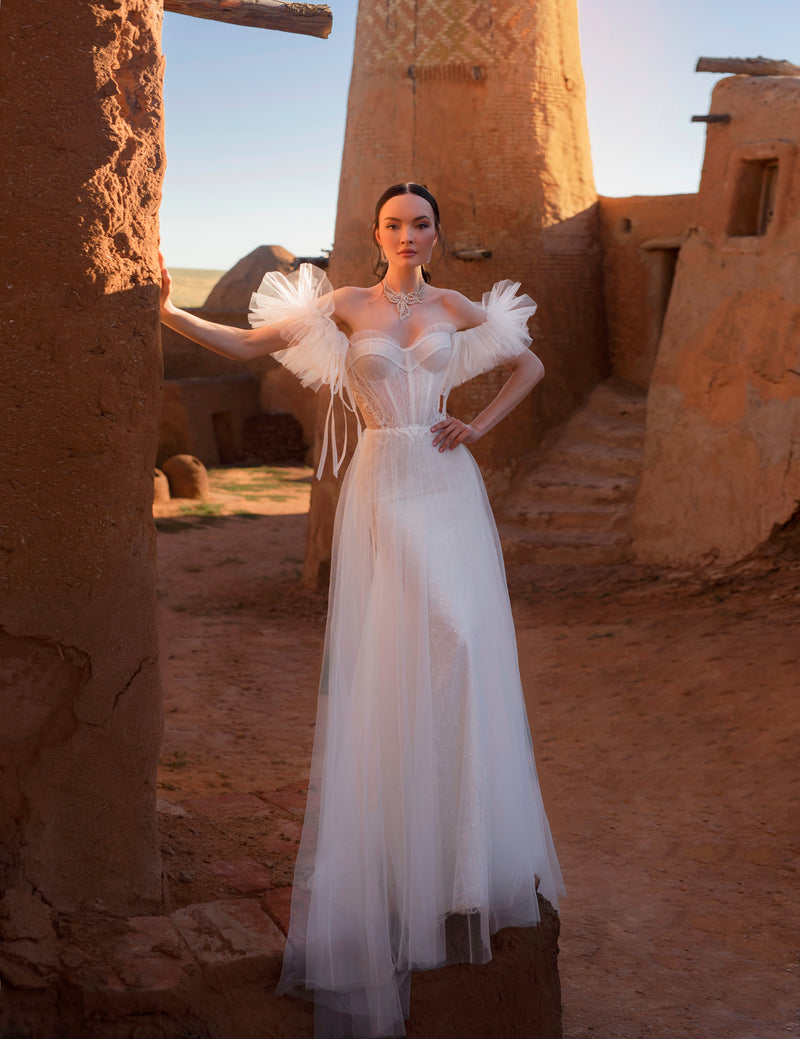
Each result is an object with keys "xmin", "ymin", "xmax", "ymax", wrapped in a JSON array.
[
  {"xmin": 260, "ymin": 886, "xmax": 293, "ymax": 936},
  {"xmin": 170, "ymin": 898, "xmax": 285, "ymax": 990},
  {"xmin": 207, "ymin": 859, "xmax": 273, "ymax": 895},
  {"xmin": 407, "ymin": 900, "xmax": 562, "ymax": 1039},
  {"xmin": 110, "ymin": 915, "xmax": 196, "ymax": 995}
]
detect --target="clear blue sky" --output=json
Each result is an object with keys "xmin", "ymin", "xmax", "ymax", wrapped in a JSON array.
[{"xmin": 160, "ymin": 0, "xmax": 800, "ymax": 269}]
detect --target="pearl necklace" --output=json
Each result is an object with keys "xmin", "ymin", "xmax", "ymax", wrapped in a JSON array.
[{"xmin": 382, "ymin": 279, "xmax": 426, "ymax": 322}]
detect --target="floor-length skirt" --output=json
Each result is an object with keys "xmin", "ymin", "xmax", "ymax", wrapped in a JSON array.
[{"xmin": 277, "ymin": 427, "xmax": 564, "ymax": 1038}]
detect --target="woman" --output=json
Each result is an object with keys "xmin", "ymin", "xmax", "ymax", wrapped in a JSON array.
[{"xmin": 160, "ymin": 182, "xmax": 564, "ymax": 1038}]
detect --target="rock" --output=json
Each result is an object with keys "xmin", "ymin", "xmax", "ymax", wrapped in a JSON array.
[
  {"xmin": 170, "ymin": 898, "xmax": 285, "ymax": 989},
  {"xmin": 260, "ymin": 886, "xmax": 293, "ymax": 936},
  {"xmin": 407, "ymin": 900, "xmax": 563, "ymax": 1038},
  {"xmin": 207, "ymin": 859, "xmax": 273, "ymax": 895},
  {"xmin": 153, "ymin": 467, "xmax": 170, "ymax": 502},
  {"xmin": 161, "ymin": 454, "xmax": 209, "ymax": 500},
  {"xmin": 110, "ymin": 915, "xmax": 194, "ymax": 994},
  {"xmin": 0, "ymin": 938, "xmax": 60, "ymax": 989},
  {"xmin": 0, "ymin": 888, "xmax": 55, "ymax": 942},
  {"xmin": 202, "ymin": 245, "xmax": 296, "ymax": 311}
]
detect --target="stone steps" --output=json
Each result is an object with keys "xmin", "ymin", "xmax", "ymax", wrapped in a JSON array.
[
  {"xmin": 508, "ymin": 500, "xmax": 631, "ymax": 533},
  {"xmin": 498, "ymin": 376, "xmax": 647, "ymax": 565},
  {"xmin": 499, "ymin": 524, "xmax": 632, "ymax": 566},
  {"xmin": 545, "ymin": 440, "xmax": 643, "ymax": 478}
]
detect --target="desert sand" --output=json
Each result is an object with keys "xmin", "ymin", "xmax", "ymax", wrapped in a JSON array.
[{"xmin": 155, "ymin": 466, "xmax": 799, "ymax": 1039}]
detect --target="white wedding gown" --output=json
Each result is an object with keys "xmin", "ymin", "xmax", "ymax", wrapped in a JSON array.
[{"xmin": 249, "ymin": 264, "xmax": 564, "ymax": 1038}]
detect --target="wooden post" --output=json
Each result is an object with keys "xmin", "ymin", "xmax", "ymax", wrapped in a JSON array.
[
  {"xmin": 696, "ymin": 56, "xmax": 800, "ymax": 77},
  {"xmin": 164, "ymin": 0, "xmax": 332, "ymax": 39}
]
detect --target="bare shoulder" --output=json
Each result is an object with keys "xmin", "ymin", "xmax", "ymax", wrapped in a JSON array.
[
  {"xmin": 331, "ymin": 284, "xmax": 379, "ymax": 325},
  {"xmin": 331, "ymin": 284, "xmax": 374, "ymax": 304},
  {"xmin": 437, "ymin": 287, "xmax": 486, "ymax": 331}
]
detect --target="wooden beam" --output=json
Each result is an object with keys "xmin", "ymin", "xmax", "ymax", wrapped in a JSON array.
[
  {"xmin": 696, "ymin": 56, "xmax": 800, "ymax": 77},
  {"xmin": 691, "ymin": 114, "xmax": 731, "ymax": 124},
  {"xmin": 164, "ymin": 0, "xmax": 332, "ymax": 39}
]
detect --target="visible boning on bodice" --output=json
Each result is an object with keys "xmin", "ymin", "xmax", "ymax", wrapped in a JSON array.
[{"xmin": 346, "ymin": 323, "xmax": 456, "ymax": 433}]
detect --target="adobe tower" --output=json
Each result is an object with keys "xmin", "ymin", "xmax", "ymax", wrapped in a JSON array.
[
  {"xmin": 301, "ymin": 0, "xmax": 607, "ymax": 587},
  {"xmin": 330, "ymin": 0, "xmax": 606, "ymax": 420}
]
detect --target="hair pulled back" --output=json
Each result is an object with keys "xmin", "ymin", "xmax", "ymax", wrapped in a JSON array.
[{"xmin": 371, "ymin": 182, "xmax": 445, "ymax": 284}]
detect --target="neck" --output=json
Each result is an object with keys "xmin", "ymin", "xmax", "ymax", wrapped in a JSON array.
[{"xmin": 384, "ymin": 265, "xmax": 425, "ymax": 295}]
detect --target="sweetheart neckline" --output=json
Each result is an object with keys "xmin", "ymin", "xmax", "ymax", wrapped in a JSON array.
[{"xmin": 348, "ymin": 322, "xmax": 457, "ymax": 351}]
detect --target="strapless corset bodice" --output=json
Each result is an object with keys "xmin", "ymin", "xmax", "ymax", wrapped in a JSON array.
[{"xmin": 346, "ymin": 324, "xmax": 456, "ymax": 430}]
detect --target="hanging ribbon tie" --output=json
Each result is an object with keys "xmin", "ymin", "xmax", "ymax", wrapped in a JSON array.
[{"xmin": 316, "ymin": 371, "xmax": 363, "ymax": 480}]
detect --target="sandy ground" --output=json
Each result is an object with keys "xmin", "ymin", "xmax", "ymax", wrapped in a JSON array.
[{"xmin": 156, "ymin": 467, "xmax": 800, "ymax": 1039}]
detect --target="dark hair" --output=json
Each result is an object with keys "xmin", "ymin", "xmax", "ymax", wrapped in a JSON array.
[{"xmin": 371, "ymin": 182, "xmax": 445, "ymax": 284}]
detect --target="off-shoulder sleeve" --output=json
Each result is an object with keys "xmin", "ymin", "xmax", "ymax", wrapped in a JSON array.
[
  {"xmin": 446, "ymin": 280, "xmax": 537, "ymax": 389},
  {"xmin": 249, "ymin": 263, "xmax": 358, "ymax": 478},
  {"xmin": 248, "ymin": 262, "xmax": 349, "ymax": 391}
]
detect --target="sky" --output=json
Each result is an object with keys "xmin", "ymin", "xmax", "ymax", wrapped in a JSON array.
[{"xmin": 159, "ymin": 0, "xmax": 800, "ymax": 269}]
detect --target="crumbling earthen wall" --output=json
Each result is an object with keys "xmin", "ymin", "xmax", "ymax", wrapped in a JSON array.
[
  {"xmin": 0, "ymin": 1, "xmax": 165, "ymax": 913},
  {"xmin": 305, "ymin": 0, "xmax": 607, "ymax": 588},
  {"xmin": 632, "ymin": 75, "xmax": 800, "ymax": 565},
  {"xmin": 160, "ymin": 246, "xmax": 321, "ymax": 460},
  {"xmin": 598, "ymin": 194, "xmax": 696, "ymax": 389}
]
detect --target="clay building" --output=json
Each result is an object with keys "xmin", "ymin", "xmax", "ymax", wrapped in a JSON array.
[
  {"xmin": 299, "ymin": 39, "xmax": 800, "ymax": 582},
  {"xmin": 158, "ymin": 245, "xmax": 325, "ymax": 469},
  {"xmin": 629, "ymin": 72, "xmax": 800, "ymax": 566},
  {"xmin": 2, "ymin": 0, "xmax": 798, "ymax": 1028}
]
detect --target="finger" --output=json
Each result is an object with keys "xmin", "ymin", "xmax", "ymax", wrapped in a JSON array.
[
  {"xmin": 438, "ymin": 425, "xmax": 464, "ymax": 451},
  {"xmin": 431, "ymin": 420, "xmax": 455, "ymax": 446},
  {"xmin": 448, "ymin": 429, "xmax": 468, "ymax": 449}
]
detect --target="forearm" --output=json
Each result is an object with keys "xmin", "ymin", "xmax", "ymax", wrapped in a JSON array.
[
  {"xmin": 160, "ymin": 302, "xmax": 284, "ymax": 361},
  {"xmin": 471, "ymin": 350, "xmax": 545, "ymax": 437}
]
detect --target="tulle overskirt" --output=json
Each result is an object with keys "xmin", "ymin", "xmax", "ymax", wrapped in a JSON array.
[{"xmin": 277, "ymin": 428, "xmax": 564, "ymax": 1038}]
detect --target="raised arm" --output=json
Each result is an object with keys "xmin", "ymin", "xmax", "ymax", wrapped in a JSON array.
[{"xmin": 159, "ymin": 252, "xmax": 296, "ymax": 361}]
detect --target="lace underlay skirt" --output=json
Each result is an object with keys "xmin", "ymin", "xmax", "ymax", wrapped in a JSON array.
[{"xmin": 249, "ymin": 265, "xmax": 565, "ymax": 1038}]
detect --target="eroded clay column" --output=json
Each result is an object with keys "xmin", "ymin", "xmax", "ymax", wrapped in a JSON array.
[
  {"xmin": 304, "ymin": 0, "xmax": 607, "ymax": 588},
  {"xmin": 0, "ymin": 1, "xmax": 165, "ymax": 912}
]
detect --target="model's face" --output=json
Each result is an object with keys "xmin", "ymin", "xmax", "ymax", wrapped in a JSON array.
[{"xmin": 375, "ymin": 194, "xmax": 438, "ymax": 270}]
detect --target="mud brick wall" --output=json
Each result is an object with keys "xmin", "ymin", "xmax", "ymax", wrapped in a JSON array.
[
  {"xmin": 0, "ymin": 0, "xmax": 166, "ymax": 913},
  {"xmin": 632, "ymin": 76, "xmax": 800, "ymax": 565}
]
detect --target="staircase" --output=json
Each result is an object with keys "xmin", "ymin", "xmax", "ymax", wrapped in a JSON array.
[{"xmin": 497, "ymin": 376, "xmax": 647, "ymax": 565}]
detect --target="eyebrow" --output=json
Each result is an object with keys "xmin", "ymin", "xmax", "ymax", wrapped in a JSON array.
[{"xmin": 381, "ymin": 213, "xmax": 432, "ymax": 223}]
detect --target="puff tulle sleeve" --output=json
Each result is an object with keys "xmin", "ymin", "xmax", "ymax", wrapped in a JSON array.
[
  {"xmin": 446, "ymin": 280, "xmax": 537, "ymax": 389},
  {"xmin": 249, "ymin": 263, "xmax": 357, "ymax": 478}
]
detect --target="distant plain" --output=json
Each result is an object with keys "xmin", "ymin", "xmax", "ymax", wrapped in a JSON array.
[{"xmin": 169, "ymin": 267, "xmax": 226, "ymax": 308}]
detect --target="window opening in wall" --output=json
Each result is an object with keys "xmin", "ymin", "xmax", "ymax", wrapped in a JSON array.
[
  {"xmin": 654, "ymin": 247, "xmax": 680, "ymax": 338},
  {"xmin": 728, "ymin": 158, "xmax": 779, "ymax": 237}
]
